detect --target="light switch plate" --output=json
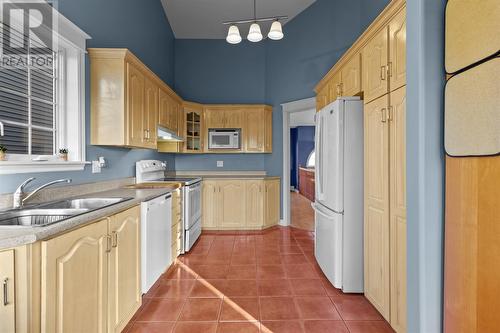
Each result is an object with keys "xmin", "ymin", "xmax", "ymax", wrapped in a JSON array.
[
  {"xmin": 92, "ymin": 160, "xmax": 101, "ymax": 173},
  {"xmin": 217, "ymin": 161, "xmax": 224, "ymax": 168}
]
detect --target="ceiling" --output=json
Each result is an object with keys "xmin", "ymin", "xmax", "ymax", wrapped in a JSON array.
[{"xmin": 161, "ymin": 0, "xmax": 316, "ymax": 39}]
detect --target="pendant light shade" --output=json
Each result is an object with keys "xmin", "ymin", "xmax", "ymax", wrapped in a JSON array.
[
  {"xmin": 268, "ymin": 20, "xmax": 284, "ymax": 40},
  {"xmin": 247, "ymin": 23, "xmax": 263, "ymax": 42},
  {"xmin": 226, "ymin": 25, "xmax": 242, "ymax": 44}
]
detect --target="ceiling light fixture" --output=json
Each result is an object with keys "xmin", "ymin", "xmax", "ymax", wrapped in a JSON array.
[
  {"xmin": 223, "ymin": 0, "xmax": 287, "ymax": 44},
  {"xmin": 226, "ymin": 25, "xmax": 242, "ymax": 44}
]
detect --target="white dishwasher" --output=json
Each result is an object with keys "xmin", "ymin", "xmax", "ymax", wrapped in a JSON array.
[{"xmin": 141, "ymin": 193, "xmax": 172, "ymax": 293}]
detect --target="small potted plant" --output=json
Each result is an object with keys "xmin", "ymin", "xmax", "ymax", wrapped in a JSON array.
[
  {"xmin": 59, "ymin": 148, "xmax": 68, "ymax": 161},
  {"xmin": 0, "ymin": 145, "xmax": 6, "ymax": 161}
]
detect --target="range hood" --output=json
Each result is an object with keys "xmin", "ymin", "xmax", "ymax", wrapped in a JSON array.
[{"xmin": 157, "ymin": 125, "xmax": 184, "ymax": 142}]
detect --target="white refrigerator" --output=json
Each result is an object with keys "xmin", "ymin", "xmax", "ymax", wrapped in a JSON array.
[{"xmin": 313, "ymin": 97, "xmax": 364, "ymax": 293}]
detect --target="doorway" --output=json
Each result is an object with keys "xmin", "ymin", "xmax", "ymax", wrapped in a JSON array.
[{"xmin": 281, "ymin": 97, "xmax": 316, "ymax": 231}]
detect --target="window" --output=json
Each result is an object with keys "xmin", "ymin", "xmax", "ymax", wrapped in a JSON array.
[
  {"xmin": 0, "ymin": 3, "xmax": 90, "ymax": 174},
  {"xmin": 306, "ymin": 150, "xmax": 315, "ymax": 168},
  {"xmin": 0, "ymin": 23, "xmax": 57, "ymax": 156}
]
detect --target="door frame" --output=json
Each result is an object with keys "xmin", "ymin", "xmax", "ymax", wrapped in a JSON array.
[{"xmin": 281, "ymin": 97, "xmax": 316, "ymax": 226}]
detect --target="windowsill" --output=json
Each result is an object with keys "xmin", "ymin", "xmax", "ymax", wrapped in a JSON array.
[{"xmin": 0, "ymin": 161, "xmax": 90, "ymax": 174}]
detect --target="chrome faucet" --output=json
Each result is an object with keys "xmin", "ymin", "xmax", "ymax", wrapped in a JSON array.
[{"xmin": 13, "ymin": 178, "xmax": 72, "ymax": 209}]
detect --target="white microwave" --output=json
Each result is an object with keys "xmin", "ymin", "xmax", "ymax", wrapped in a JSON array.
[{"xmin": 208, "ymin": 129, "xmax": 241, "ymax": 149}]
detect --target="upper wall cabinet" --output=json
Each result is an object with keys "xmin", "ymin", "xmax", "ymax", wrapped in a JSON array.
[
  {"xmin": 89, "ymin": 49, "xmax": 181, "ymax": 149},
  {"xmin": 315, "ymin": 2, "xmax": 406, "ymax": 108},
  {"xmin": 204, "ymin": 106, "xmax": 243, "ymax": 129},
  {"xmin": 182, "ymin": 102, "xmax": 204, "ymax": 153},
  {"xmin": 341, "ymin": 53, "xmax": 363, "ymax": 97},
  {"xmin": 389, "ymin": 8, "xmax": 406, "ymax": 92},
  {"xmin": 363, "ymin": 28, "xmax": 389, "ymax": 103}
]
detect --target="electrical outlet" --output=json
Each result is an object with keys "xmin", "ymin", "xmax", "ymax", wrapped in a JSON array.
[
  {"xmin": 217, "ymin": 161, "xmax": 224, "ymax": 168},
  {"xmin": 92, "ymin": 160, "xmax": 101, "ymax": 173}
]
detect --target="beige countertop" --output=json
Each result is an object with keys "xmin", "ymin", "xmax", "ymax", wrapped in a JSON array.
[
  {"xmin": 0, "ymin": 185, "xmax": 180, "ymax": 250},
  {"xmin": 199, "ymin": 175, "xmax": 280, "ymax": 180}
]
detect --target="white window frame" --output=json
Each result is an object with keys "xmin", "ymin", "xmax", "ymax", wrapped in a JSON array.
[{"xmin": 0, "ymin": 2, "xmax": 91, "ymax": 174}]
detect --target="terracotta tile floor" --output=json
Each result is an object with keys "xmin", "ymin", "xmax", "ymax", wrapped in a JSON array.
[
  {"xmin": 125, "ymin": 227, "xmax": 394, "ymax": 333},
  {"xmin": 291, "ymin": 192, "xmax": 315, "ymax": 231}
]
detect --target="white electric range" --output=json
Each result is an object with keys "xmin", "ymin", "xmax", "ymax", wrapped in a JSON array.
[{"xmin": 135, "ymin": 160, "xmax": 202, "ymax": 253}]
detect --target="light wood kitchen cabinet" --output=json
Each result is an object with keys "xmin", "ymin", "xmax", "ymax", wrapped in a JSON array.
[
  {"xmin": 107, "ymin": 206, "xmax": 141, "ymax": 333},
  {"xmin": 90, "ymin": 49, "xmax": 171, "ymax": 149},
  {"xmin": 219, "ymin": 180, "xmax": 247, "ymax": 229},
  {"xmin": 244, "ymin": 108, "xmax": 265, "ymax": 152},
  {"xmin": 364, "ymin": 87, "xmax": 407, "ymax": 330},
  {"xmin": 205, "ymin": 108, "xmax": 226, "ymax": 129},
  {"xmin": 182, "ymin": 102, "xmax": 204, "ymax": 153},
  {"xmin": 41, "ymin": 218, "xmax": 109, "ymax": 333},
  {"xmin": 245, "ymin": 180, "xmax": 265, "ymax": 228},
  {"xmin": 363, "ymin": 28, "xmax": 389, "ymax": 103},
  {"xmin": 0, "ymin": 250, "xmax": 15, "ymax": 333},
  {"xmin": 341, "ymin": 53, "xmax": 362, "ymax": 96},
  {"xmin": 264, "ymin": 179, "xmax": 281, "ymax": 228},
  {"xmin": 389, "ymin": 8, "xmax": 406, "ymax": 92},
  {"xmin": 202, "ymin": 181, "xmax": 219, "ymax": 229},
  {"xmin": 171, "ymin": 189, "xmax": 182, "ymax": 261},
  {"xmin": 201, "ymin": 178, "xmax": 280, "ymax": 230},
  {"xmin": 204, "ymin": 107, "xmax": 243, "ymax": 129},
  {"xmin": 389, "ymin": 86, "xmax": 407, "ymax": 333},
  {"xmin": 40, "ymin": 206, "xmax": 142, "ymax": 333},
  {"xmin": 364, "ymin": 94, "xmax": 390, "ymax": 320},
  {"xmin": 143, "ymin": 76, "xmax": 158, "ymax": 148},
  {"xmin": 159, "ymin": 88, "xmax": 180, "ymax": 133},
  {"xmin": 328, "ymin": 72, "xmax": 342, "ymax": 103},
  {"xmin": 316, "ymin": 85, "xmax": 329, "ymax": 111},
  {"xmin": 126, "ymin": 62, "xmax": 146, "ymax": 147},
  {"xmin": 264, "ymin": 108, "xmax": 273, "ymax": 153}
]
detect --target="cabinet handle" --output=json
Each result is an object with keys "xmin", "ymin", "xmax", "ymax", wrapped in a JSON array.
[
  {"xmin": 112, "ymin": 231, "xmax": 118, "ymax": 248},
  {"xmin": 106, "ymin": 235, "xmax": 112, "ymax": 253},
  {"xmin": 3, "ymin": 278, "xmax": 8, "ymax": 306},
  {"xmin": 259, "ymin": 186, "xmax": 262, "ymax": 193},
  {"xmin": 380, "ymin": 66, "xmax": 387, "ymax": 80},
  {"xmin": 144, "ymin": 130, "xmax": 148, "ymax": 141},
  {"xmin": 381, "ymin": 108, "xmax": 387, "ymax": 123},
  {"xmin": 388, "ymin": 62, "xmax": 393, "ymax": 77},
  {"xmin": 388, "ymin": 106, "xmax": 394, "ymax": 122}
]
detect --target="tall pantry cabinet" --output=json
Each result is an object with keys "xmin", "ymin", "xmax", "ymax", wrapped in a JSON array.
[{"xmin": 363, "ymin": 5, "xmax": 407, "ymax": 333}]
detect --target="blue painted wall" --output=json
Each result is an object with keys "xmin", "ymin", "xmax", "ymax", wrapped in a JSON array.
[
  {"xmin": 290, "ymin": 126, "xmax": 315, "ymax": 189},
  {"xmin": 290, "ymin": 128, "xmax": 298, "ymax": 188},
  {"xmin": 264, "ymin": 0, "xmax": 389, "ymax": 178},
  {"xmin": 0, "ymin": 0, "xmax": 176, "ymax": 194}
]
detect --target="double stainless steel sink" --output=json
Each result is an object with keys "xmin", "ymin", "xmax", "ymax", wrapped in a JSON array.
[{"xmin": 0, "ymin": 197, "xmax": 132, "ymax": 227}]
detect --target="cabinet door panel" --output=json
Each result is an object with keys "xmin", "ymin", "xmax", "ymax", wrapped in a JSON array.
[
  {"xmin": 264, "ymin": 109, "xmax": 273, "ymax": 153},
  {"xmin": 328, "ymin": 73, "xmax": 342, "ymax": 103},
  {"xmin": 144, "ymin": 77, "xmax": 158, "ymax": 148},
  {"xmin": 341, "ymin": 53, "xmax": 362, "ymax": 96},
  {"xmin": 363, "ymin": 28, "xmax": 389, "ymax": 103},
  {"xmin": 205, "ymin": 109, "xmax": 225, "ymax": 129},
  {"xmin": 225, "ymin": 109, "xmax": 242, "ymax": 128},
  {"xmin": 219, "ymin": 180, "xmax": 246, "ymax": 228},
  {"xmin": 389, "ymin": 8, "xmax": 406, "ymax": 92},
  {"xmin": 363, "ymin": 95, "xmax": 390, "ymax": 320},
  {"xmin": 202, "ymin": 181, "xmax": 219, "ymax": 229},
  {"xmin": 41, "ymin": 220, "xmax": 108, "ymax": 333},
  {"xmin": 246, "ymin": 181, "xmax": 264, "ymax": 228},
  {"xmin": 389, "ymin": 86, "xmax": 407, "ymax": 332},
  {"xmin": 159, "ymin": 89, "xmax": 170, "ymax": 129},
  {"xmin": 126, "ymin": 63, "xmax": 145, "ymax": 147},
  {"xmin": 316, "ymin": 86, "xmax": 329, "ymax": 111},
  {"xmin": 0, "ymin": 250, "xmax": 15, "ymax": 333},
  {"xmin": 108, "ymin": 206, "xmax": 141, "ymax": 333},
  {"xmin": 245, "ymin": 109, "xmax": 264, "ymax": 152},
  {"xmin": 265, "ymin": 180, "xmax": 280, "ymax": 228}
]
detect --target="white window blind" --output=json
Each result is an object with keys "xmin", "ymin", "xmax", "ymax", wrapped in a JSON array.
[{"xmin": 0, "ymin": 22, "xmax": 57, "ymax": 156}]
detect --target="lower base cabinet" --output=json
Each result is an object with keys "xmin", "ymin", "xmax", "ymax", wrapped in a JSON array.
[
  {"xmin": 41, "ymin": 206, "xmax": 141, "ymax": 333},
  {"xmin": 171, "ymin": 189, "xmax": 182, "ymax": 261},
  {"xmin": 0, "ymin": 250, "xmax": 15, "ymax": 333},
  {"xmin": 202, "ymin": 178, "xmax": 280, "ymax": 230}
]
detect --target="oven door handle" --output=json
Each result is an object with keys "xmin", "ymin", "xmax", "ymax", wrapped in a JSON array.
[{"xmin": 188, "ymin": 183, "xmax": 201, "ymax": 191}]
